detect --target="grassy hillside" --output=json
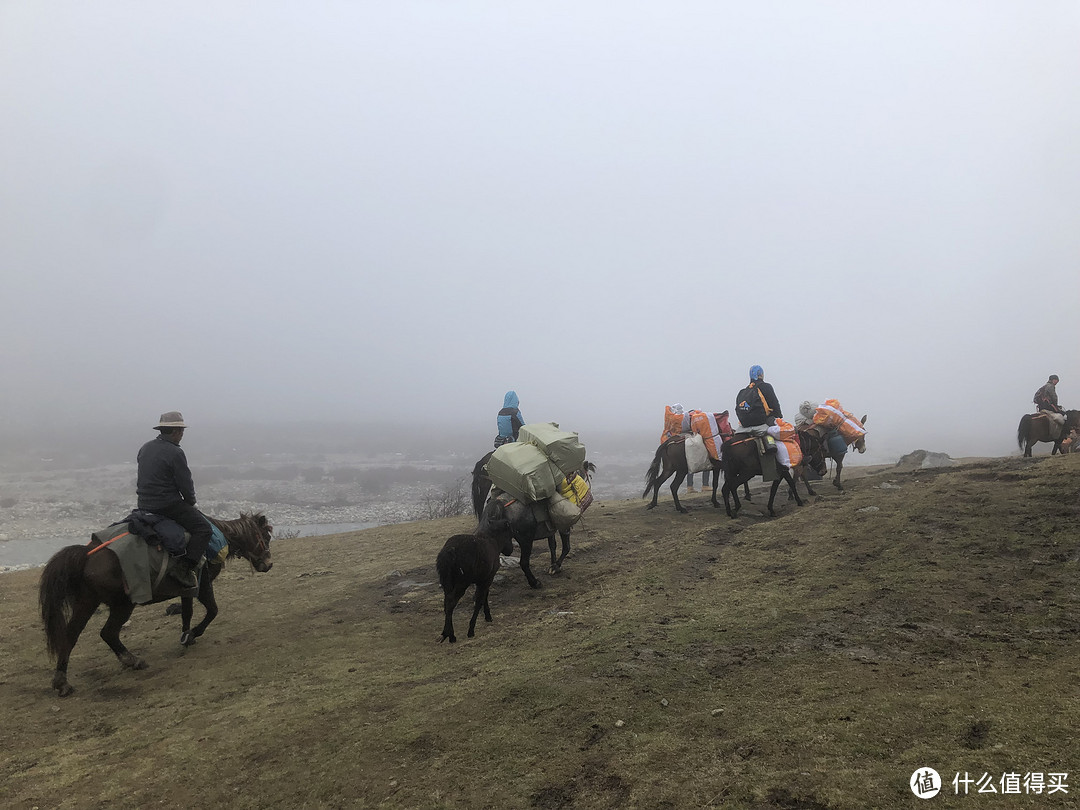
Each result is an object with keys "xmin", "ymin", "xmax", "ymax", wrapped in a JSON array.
[{"xmin": 2, "ymin": 454, "xmax": 1078, "ymax": 809}]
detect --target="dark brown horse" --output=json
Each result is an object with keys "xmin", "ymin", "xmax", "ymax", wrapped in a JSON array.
[
  {"xmin": 718, "ymin": 434, "xmax": 803, "ymax": 518},
  {"xmin": 39, "ymin": 512, "xmax": 274, "ymax": 697},
  {"xmin": 1017, "ymin": 410, "xmax": 1080, "ymax": 457},
  {"xmin": 471, "ymin": 452, "xmax": 595, "ymax": 588},
  {"xmin": 643, "ymin": 435, "xmax": 724, "ymax": 513},
  {"xmin": 788, "ymin": 426, "xmax": 830, "ymax": 498}
]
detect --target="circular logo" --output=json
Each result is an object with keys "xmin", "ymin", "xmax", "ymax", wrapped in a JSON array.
[{"xmin": 910, "ymin": 768, "xmax": 941, "ymax": 799}]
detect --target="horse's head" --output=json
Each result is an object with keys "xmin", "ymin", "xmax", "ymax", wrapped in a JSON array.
[
  {"xmin": 220, "ymin": 512, "xmax": 274, "ymax": 572},
  {"xmin": 853, "ymin": 415, "xmax": 868, "ymax": 454},
  {"xmin": 581, "ymin": 459, "xmax": 597, "ymax": 483},
  {"xmin": 478, "ymin": 499, "xmax": 515, "ymax": 556}
]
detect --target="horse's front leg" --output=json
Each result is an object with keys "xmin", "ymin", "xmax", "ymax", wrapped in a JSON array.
[
  {"xmin": 100, "ymin": 601, "xmax": 146, "ymax": 671},
  {"xmin": 549, "ymin": 530, "xmax": 570, "ymax": 574},
  {"xmin": 181, "ymin": 582, "xmax": 218, "ymax": 647},
  {"xmin": 517, "ymin": 539, "xmax": 542, "ymax": 588},
  {"xmin": 833, "ymin": 457, "xmax": 845, "ymax": 491},
  {"xmin": 742, "ymin": 481, "xmax": 753, "ymax": 502},
  {"xmin": 766, "ymin": 478, "xmax": 785, "ymax": 516},
  {"xmin": 723, "ymin": 481, "xmax": 741, "ymax": 519}
]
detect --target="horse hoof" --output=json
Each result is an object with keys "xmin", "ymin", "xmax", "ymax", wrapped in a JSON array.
[
  {"xmin": 530, "ymin": 580, "xmax": 544, "ymax": 589},
  {"xmin": 180, "ymin": 632, "xmax": 196, "ymax": 647},
  {"xmin": 57, "ymin": 683, "xmax": 74, "ymax": 698}
]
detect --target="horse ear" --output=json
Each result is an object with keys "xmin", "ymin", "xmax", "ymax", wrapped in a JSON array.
[{"xmin": 860, "ymin": 415, "xmax": 867, "ymax": 425}]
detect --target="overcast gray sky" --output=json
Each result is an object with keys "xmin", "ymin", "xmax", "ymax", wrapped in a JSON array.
[{"xmin": 2, "ymin": 2, "xmax": 1078, "ymax": 461}]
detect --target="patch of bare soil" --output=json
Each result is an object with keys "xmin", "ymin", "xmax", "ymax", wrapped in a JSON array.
[{"xmin": 1, "ymin": 454, "xmax": 1079, "ymax": 809}]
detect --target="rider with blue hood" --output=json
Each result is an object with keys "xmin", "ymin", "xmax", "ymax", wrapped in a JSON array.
[
  {"xmin": 495, "ymin": 391, "xmax": 525, "ymax": 448},
  {"xmin": 735, "ymin": 365, "xmax": 784, "ymax": 428}
]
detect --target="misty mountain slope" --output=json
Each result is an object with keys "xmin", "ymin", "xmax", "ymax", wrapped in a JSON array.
[{"xmin": 1, "ymin": 454, "xmax": 1078, "ymax": 809}]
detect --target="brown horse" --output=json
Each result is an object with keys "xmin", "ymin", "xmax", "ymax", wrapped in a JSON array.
[
  {"xmin": 471, "ymin": 452, "xmax": 595, "ymax": 588},
  {"xmin": 1017, "ymin": 410, "xmax": 1080, "ymax": 457},
  {"xmin": 39, "ymin": 512, "xmax": 274, "ymax": 697},
  {"xmin": 718, "ymin": 434, "xmax": 804, "ymax": 518},
  {"xmin": 643, "ymin": 435, "xmax": 751, "ymax": 512}
]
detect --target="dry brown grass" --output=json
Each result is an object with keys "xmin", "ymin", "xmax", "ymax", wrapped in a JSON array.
[{"xmin": 2, "ymin": 454, "xmax": 1079, "ymax": 809}]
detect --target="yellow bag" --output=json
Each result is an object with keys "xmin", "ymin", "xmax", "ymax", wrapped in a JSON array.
[{"xmin": 557, "ymin": 472, "xmax": 593, "ymax": 512}]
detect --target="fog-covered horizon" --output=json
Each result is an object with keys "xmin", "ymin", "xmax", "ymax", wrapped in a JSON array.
[{"xmin": 2, "ymin": 3, "xmax": 1077, "ymax": 464}]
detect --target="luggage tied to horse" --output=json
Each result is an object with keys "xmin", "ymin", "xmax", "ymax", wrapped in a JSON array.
[
  {"xmin": 811, "ymin": 399, "xmax": 866, "ymax": 444},
  {"xmin": 486, "ymin": 423, "xmax": 590, "ymax": 530},
  {"xmin": 689, "ymin": 409, "xmax": 733, "ymax": 460},
  {"xmin": 516, "ymin": 422, "xmax": 587, "ymax": 476},
  {"xmin": 661, "ymin": 405, "xmax": 689, "ymax": 442},
  {"xmin": 88, "ymin": 515, "xmax": 230, "ymax": 604},
  {"xmin": 766, "ymin": 419, "xmax": 802, "ymax": 469}
]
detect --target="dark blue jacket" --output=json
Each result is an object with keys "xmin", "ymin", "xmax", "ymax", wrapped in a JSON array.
[{"xmin": 136, "ymin": 434, "xmax": 197, "ymax": 510}]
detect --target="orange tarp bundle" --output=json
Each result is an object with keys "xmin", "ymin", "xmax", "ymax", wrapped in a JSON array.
[
  {"xmin": 812, "ymin": 399, "xmax": 866, "ymax": 444},
  {"xmin": 661, "ymin": 406, "xmax": 688, "ymax": 442},
  {"xmin": 768, "ymin": 419, "xmax": 802, "ymax": 468},
  {"xmin": 689, "ymin": 410, "xmax": 733, "ymax": 461}
]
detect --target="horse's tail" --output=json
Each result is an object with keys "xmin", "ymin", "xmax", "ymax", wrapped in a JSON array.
[
  {"xmin": 471, "ymin": 459, "xmax": 489, "ymax": 520},
  {"xmin": 643, "ymin": 443, "xmax": 665, "ymax": 497},
  {"xmin": 39, "ymin": 545, "xmax": 89, "ymax": 661},
  {"xmin": 1017, "ymin": 414, "xmax": 1031, "ymax": 450},
  {"xmin": 436, "ymin": 543, "xmax": 464, "ymax": 593}
]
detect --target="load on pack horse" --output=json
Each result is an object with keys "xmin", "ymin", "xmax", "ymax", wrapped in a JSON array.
[
  {"xmin": 471, "ymin": 423, "xmax": 595, "ymax": 589},
  {"xmin": 793, "ymin": 400, "xmax": 868, "ymax": 492},
  {"xmin": 39, "ymin": 511, "xmax": 274, "ymax": 697}
]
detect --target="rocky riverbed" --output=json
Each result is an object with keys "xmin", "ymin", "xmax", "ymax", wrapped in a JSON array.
[{"xmin": 0, "ymin": 451, "xmax": 645, "ymax": 571}]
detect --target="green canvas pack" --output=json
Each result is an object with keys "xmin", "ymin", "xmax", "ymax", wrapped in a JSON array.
[
  {"xmin": 486, "ymin": 441, "xmax": 562, "ymax": 503},
  {"xmin": 517, "ymin": 422, "xmax": 587, "ymax": 476}
]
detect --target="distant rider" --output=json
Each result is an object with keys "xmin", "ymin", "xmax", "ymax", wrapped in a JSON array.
[
  {"xmin": 136, "ymin": 411, "xmax": 212, "ymax": 589},
  {"xmin": 494, "ymin": 391, "xmax": 525, "ymax": 448},
  {"xmin": 1034, "ymin": 374, "xmax": 1066, "ymax": 438}
]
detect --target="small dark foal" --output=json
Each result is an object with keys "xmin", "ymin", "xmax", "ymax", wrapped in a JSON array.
[{"xmin": 436, "ymin": 520, "xmax": 514, "ymax": 643}]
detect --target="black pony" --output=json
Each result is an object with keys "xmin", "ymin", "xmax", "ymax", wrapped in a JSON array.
[{"xmin": 471, "ymin": 451, "xmax": 595, "ymax": 589}]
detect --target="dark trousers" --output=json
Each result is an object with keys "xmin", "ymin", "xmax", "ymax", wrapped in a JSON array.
[{"xmin": 153, "ymin": 501, "xmax": 213, "ymax": 563}]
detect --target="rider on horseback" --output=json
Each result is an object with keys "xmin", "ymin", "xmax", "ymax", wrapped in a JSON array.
[
  {"xmin": 735, "ymin": 366, "xmax": 784, "ymax": 457},
  {"xmin": 1034, "ymin": 375, "xmax": 1065, "ymax": 439},
  {"xmin": 494, "ymin": 391, "xmax": 525, "ymax": 448},
  {"xmin": 136, "ymin": 412, "xmax": 212, "ymax": 589}
]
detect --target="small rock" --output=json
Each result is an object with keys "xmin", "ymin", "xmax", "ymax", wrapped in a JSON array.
[
  {"xmin": 615, "ymin": 719, "xmax": 625, "ymax": 728},
  {"xmin": 660, "ymin": 698, "xmax": 669, "ymax": 707},
  {"xmin": 857, "ymin": 506, "xmax": 880, "ymax": 513},
  {"xmin": 711, "ymin": 708, "xmax": 724, "ymax": 716}
]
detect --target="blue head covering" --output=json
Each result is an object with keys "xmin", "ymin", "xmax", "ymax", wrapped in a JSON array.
[
  {"xmin": 749, "ymin": 365, "xmax": 764, "ymax": 382},
  {"xmin": 503, "ymin": 391, "xmax": 519, "ymax": 409}
]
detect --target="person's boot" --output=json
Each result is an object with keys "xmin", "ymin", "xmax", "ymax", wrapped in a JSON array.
[{"xmin": 169, "ymin": 556, "xmax": 201, "ymax": 589}]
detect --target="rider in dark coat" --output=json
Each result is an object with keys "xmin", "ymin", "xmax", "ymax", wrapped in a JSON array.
[
  {"xmin": 136, "ymin": 411, "xmax": 212, "ymax": 589},
  {"xmin": 736, "ymin": 365, "xmax": 783, "ymax": 428}
]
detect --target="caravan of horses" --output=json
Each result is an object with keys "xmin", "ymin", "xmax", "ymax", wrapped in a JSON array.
[{"xmin": 31, "ymin": 381, "xmax": 1077, "ymax": 694}]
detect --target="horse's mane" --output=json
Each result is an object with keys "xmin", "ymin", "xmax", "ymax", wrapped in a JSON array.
[{"xmin": 206, "ymin": 512, "xmax": 271, "ymax": 562}]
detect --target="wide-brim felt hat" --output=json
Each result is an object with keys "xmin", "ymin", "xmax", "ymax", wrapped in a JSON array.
[{"xmin": 154, "ymin": 411, "xmax": 187, "ymax": 429}]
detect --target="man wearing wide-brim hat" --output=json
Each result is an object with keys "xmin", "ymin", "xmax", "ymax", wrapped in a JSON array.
[{"xmin": 135, "ymin": 411, "xmax": 212, "ymax": 589}]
